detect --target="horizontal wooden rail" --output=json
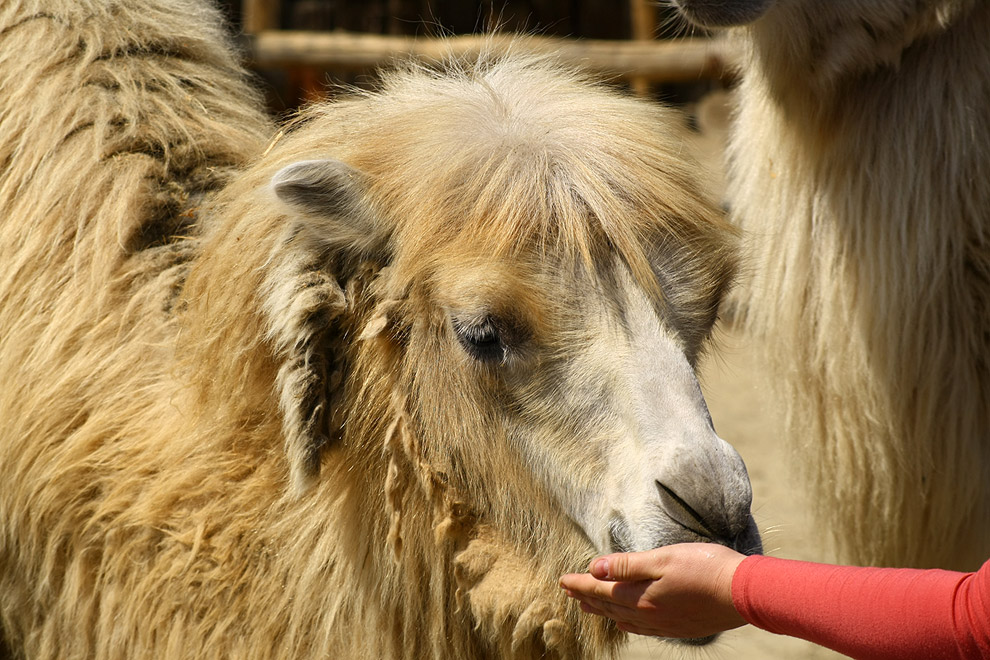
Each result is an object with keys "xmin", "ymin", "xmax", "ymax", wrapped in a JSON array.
[{"xmin": 244, "ymin": 31, "xmax": 739, "ymax": 83}]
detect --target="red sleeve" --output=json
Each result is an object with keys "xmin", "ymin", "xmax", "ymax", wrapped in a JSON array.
[{"xmin": 731, "ymin": 554, "xmax": 990, "ymax": 660}]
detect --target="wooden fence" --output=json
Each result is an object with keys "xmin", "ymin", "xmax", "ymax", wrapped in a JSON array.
[{"xmin": 237, "ymin": 0, "xmax": 738, "ymax": 104}]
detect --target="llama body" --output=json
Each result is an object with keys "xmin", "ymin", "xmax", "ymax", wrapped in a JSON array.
[
  {"xmin": 0, "ymin": 1, "xmax": 756, "ymax": 657},
  {"xmin": 675, "ymin": 0, "xmax": 990, "ymax": 568}
]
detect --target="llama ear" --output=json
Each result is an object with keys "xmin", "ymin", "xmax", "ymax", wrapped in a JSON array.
[
  {"xmin": 271, "ymin": 158, "xmax": 387, "ymax": 261},
  {"xmin": 272, "ymin": 158, "xmax": 362, "ymax": 215},
  {"xmin": 266, "ymin": 158, "xmax": 388, "ymax": 493}
]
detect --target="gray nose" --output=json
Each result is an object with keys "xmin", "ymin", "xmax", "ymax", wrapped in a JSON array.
[{"xmin": 656, "ymin": 480, "xmax": 763, "ymax": 555}]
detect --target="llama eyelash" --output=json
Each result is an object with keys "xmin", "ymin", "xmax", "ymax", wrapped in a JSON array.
[{"xmin": 452, "ymin": 315, "xmax": 507, "ymax": 364}]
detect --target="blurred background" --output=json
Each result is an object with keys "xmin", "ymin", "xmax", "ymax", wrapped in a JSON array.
[{"xmin": 217, "ymin": 0, "xmax": 732, "ymax": 113}]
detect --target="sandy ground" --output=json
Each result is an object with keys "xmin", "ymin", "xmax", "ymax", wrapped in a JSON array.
[{"xmin": 618, "ymin": 323, "xmax": 847, "ymax": 660}]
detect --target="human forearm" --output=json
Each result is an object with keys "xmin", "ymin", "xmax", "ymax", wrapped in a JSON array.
[{"xmin": 732, "ymin": 555, "xmax": 990, "ymax": 660}]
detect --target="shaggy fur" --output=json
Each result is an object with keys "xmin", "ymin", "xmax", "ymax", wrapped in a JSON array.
[
  {"xmin": 0, "ymin": 1, "xmax": 739, "ymax": 658},
  {"xmin": 677, "ymin": 0, "xmax": 990, "ymax": 569}
]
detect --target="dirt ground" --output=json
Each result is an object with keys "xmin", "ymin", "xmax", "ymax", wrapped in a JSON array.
[{"xmin": 618, "ymin": 323, "xmax": 846, "ymax": 660}]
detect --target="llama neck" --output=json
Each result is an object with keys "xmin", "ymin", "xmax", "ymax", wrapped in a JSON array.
[
  {"xmin": 743, "ymin": 0, "xmax": 984, "ymax": 127},
  {"xmin": 727, "ymin": 2, "xmax": 990, "ymax": 569}
]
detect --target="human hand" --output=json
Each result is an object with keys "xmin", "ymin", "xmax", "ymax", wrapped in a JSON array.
[{"xmin": 558, "ymin": 543, "xmax": 748, "ymax": 639}]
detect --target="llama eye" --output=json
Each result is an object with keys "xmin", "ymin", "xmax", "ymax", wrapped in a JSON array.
[{"xmin": 452, "ymin": 317, "xmax": 505, "ymax": 363}]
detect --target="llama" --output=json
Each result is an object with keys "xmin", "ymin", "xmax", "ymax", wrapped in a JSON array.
[
  {"xmin": 673, "ymin": 0, "xmax": 990, "ymax": 569},
  {"xmin": 0, "ymin": 1, "xmax": 759, "ymax": 658}
]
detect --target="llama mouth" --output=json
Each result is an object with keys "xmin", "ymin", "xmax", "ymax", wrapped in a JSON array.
[
  {"xmin": 605, "ymin": 510, "xmax": 717, "ymax": 554},
  {"xmin": 604, "ymin": 517, "xmax": 721, "ymax": 647}
]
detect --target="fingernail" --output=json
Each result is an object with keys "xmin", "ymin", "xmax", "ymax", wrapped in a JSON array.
[{"xmin": 594, "ymin": 558, "xmax": 610, "ymax": 578}]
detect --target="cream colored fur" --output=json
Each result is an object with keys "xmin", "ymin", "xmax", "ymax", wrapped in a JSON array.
[
  {"xmin": 708, "ymin": 0, "xmax": 990, "ymax": 569},
  {"xmin": 0, "ymin": 1, "xmax": 740, "ymax": 658}
]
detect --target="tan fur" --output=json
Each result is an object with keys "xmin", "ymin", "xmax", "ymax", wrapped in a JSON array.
[
  {"xmin": 0, "ymin": 1, "xmax": 738, "ymax": 658},
  {"xmin": 716, "ymin": 0, "xmax": 990, "ymax": 568}
]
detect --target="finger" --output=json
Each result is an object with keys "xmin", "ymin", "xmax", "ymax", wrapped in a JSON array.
[
  {"xmin": 560, "ymin": 573, "xmax": 649, "ymax": 608},
  {"xmin": 615, "ymin": 621, "xmax": 664, "ymax": 638},
  {"xmin": 589, "ymin": 550, "xmax": 663, "ymax": 581},
  {"xmin": 578, "ymin": 598, "xmax": 644, "ymax": 625},
  {"xmin": 560, "ymin": 573, "xmax": 626, "ymax": 600},
  {"xmin": 559, "ymin": 572, "xmax": 604, "ymax": 595},
  {"xmin": 578, "ymin": 600, "xmax": 607, "ymax": 618},
  {"xmin": 559, "ymin": 572, "xmax": 591, "ymax": 589},
  {"xmin": 608, "ymin": 579, "xmax": 652, "ymax": 606},
  {"xmin": 569, "ymin": 592, "xmax": 644, "ymax": 624}
]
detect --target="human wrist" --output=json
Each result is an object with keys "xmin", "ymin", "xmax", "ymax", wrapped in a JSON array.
[
  {"xmin": 728, "ymin": 553, "xmax": 764, "ymax": 625},
  {"xmin": 715, "ymin": 549, "xmax": 749, "ymax": 627}
]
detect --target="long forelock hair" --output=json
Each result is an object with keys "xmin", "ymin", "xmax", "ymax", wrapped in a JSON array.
[
  {"xmin": 181, "ymin": 52, "xmax": 736, "ymax": 438},
  {"xmin": 314, "ymin": 55, "xmax": 737, "ymax": 353}
]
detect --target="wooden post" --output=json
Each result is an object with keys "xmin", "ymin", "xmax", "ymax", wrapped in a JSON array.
[
  {"xmin": 629, "ymin": 0, "xmax": 657, "ymax": 96},
  {"xmin": 243, "ymin": 0, "xmax": 279, "ymax": 35}
]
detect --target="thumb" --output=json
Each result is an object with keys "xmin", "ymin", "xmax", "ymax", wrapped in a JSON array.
[{"xmin": 589, "ymin": 550, "xmax": 663, "ymax": 581}]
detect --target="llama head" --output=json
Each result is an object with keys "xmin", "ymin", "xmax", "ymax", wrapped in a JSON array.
[
  {"xmin": 669, "ymin": 0, "xmax": 773, "ymax": 27},
  {"xmin": 264, "ymin": 56, "xmax": 760, "ymax": 589},
  {"xmin": 671, "ymin": 0, "xmax": 973, "ymax": 28},
  {"xmin": 671, "ymin": 0, "xmax": 975, "ymax": 90}
]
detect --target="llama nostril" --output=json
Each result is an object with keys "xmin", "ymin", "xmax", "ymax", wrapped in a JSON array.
[
  {"xmin": 656, "ymin": 480, "xmax": 764, "ymax": 554},
  {"xmin": 655, "ymin": 480, "xmax": 720, "ymax": 540}
]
